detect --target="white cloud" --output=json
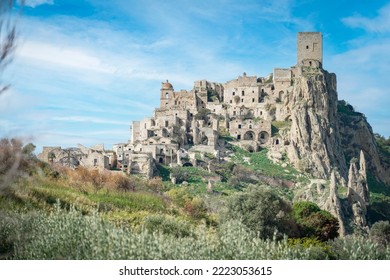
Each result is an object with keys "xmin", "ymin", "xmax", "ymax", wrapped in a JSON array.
[
  {"xmin": 52, "ymin": 116, "xmax": 130, "ymax": 126},
  {"xmin": 342, "ymin": 4, "xmax": 390, "ymax": 33},
  {"xmin": 18, "ymin": 41, "xmax": 116, "ymax": 74},
  {"xmin": 24, "ymin": 0, "xmax": 54, "ymax": 8}
]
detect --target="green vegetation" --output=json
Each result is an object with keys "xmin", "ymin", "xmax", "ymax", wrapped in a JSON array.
[
  {"xmin": 292, "ymin": 201, "xmax": 339, "ymax": 241},
  {"xmin": 374, "ymin": 133, "xmax": 390, "ymax": 166},
  {"xmin": 194, "ymin": 108, "xmax": 211, "ymax": 121},
  {"xmin": 2, "ymin": 205, "xmax": 390, "ymax": 260},
  {"xmin": 1, "ymin": 137, "xmax": 390, "ymax": 259},
  {"xmin": 224, "ymin": 187, "xmax": 297, "ymax": 239},
  {"xmin": 366, "ymin": 172, "xmax": 390, "ymax": 223},
  {"xmin": 207, "ymin": 89, "xmax": 219, "ymax": 102},
  {"xmin": 370, "ymin": 221, "xmax": 390, "ymax": 246},
  {"xmin": 272, "ymin": 121, "xmax": 292, "ymax": 130},
  {"xmin": 230, "ymin": 146, "xmax": 302, "ymax": 182},
  {"xmin": 337, "ymin": 100, "xmax": 364, "ymax": 117}
]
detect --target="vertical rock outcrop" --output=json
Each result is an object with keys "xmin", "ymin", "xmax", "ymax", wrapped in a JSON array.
[
  {"xmin": 288, "ymin": 69, "xmax": 347, "ymax": 180},
  {"xmin": 347, "ymin": 151, "xmax": 369, "ymax": 228},
  {"xmin": 324, "ymin": 170, "xmax": 346, "ymax": 236}
]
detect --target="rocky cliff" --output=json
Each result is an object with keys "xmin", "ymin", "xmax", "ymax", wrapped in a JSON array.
[
  {"xmin": 287, "ymin": 68, "xmax": 348, "ymax": 181},
  {"xmin": 284, "ymin": 67, "xmax": 390, "ymax": 233},
  {"xmin": 338, "ymin": 102, "xmax": 390, "ymax": 185}
]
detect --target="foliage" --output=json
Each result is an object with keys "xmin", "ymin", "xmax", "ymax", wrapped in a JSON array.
[
  {"xmin": 0, "ymin": 207, "xmax": 318, "ymax": 260},
  {"xmin": 207, "ymin": 89, "xmax": 219, "ymax": 102},
  {"xmin": 142, "ymin": 214, "xmax": 193, "ymax": 238},
  {"xmin": 272, "ymin": 121, "xmax": 291, "ymax": 131},
  {"xmin": 194, "ymin": 108, "xmax": 211, "ymax": 121},
  {"xmin": 328, "ymin": 235, "xmax": 390, "ymax": 260},
  {"xmin": 64, "ymin": 167, "xmax": 138, "ymax": 192},
  {"xmin": 288, "ymin": 237, "xmax": 333, "ymax": 259},
  {"xmin": 366, "ymin": 172, "xmax": 390, "ymax": 223},
  {"xmin": 0, "ymin": 138, "xmax": 37, "ymax": 192},
  {"xmin": 374, "ymin": 133, "xmax": 390, "ymax": 166},
  {"xmin": 227, "ymin": 165, "xmax": 258, "ymax": 189},
  {"xmin": 169, "ymin": 166, "xmax": 216, "ymax": 187},
  {"xmin": 213, "ymin": 161, "xmax": 235, "ymax": 182},
  {"xmin": 224, "ymin": 186, "xmax": 298, "ymax": 239},
  {"xmin": 156, "ymin": 163, "xmax": 170, "ymax": 181},
  {"xmin": 292, "ymin": 201, "xmax": 339, "ymax": 241},
  {"xmin": 0, "ymin": 0, "xmax": 22, "ymax": 95},
  {"xmin": 0, "ymin": 174, "xmax": 169, "ymax": 218},
  {"xmin": 337, "ymin": 100, "xmax": 364, "ymax": 117},
  {"xmin": 370, "ymin": 221, "xmax": 390, "ymax": 246},
  {"xmin": 230, "ymin": 146, "xmax": 302, "ymax": 182}
]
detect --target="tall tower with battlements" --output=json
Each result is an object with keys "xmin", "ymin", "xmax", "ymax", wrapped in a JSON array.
[{"xmin": 297, "ymin": 32, "xmax": 323, "ymax": 68}]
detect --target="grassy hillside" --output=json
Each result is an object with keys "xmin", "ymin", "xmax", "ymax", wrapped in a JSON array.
[{"xmin": 1, "ymin": 138, "xmax": 390, "ymax": 260}]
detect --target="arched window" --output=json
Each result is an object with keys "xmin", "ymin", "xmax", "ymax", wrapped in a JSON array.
[
  {"xmin": 165, "ymin": 92, "xmax": 169, "ymax": 98},
  {"xmin": 243, "ymin": 131, "xmax": 255, "ymax": 140}
]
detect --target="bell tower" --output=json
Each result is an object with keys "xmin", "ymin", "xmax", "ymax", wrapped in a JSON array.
[{"xmin": 160, "ymin": 80, "xmax": 174, "ymax": 109}]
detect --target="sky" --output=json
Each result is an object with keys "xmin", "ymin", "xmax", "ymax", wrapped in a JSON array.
[{"xmin": 1, "ymin": 0, "xmax": 390, "ymax": 153}]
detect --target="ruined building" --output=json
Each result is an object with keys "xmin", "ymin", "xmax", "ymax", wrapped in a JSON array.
[{"xmin": 110, "ymin": 32, "xmax": 325, "ymax": 177}]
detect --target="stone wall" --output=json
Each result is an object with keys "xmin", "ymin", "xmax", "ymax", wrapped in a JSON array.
[{"xmin": 297, "ymin": 32, "xmax": 322, "ymax": 66}]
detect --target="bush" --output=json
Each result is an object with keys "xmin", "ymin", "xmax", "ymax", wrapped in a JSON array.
[
  {"xmin": 0, "ymin": 138, "xmax": 37, "ymax": 191},
  {"xmin": 170, "ymin": 166, "xmax": 190, "ymax": 184},
  {"xmin": 184, "ymin": 197, "xmax": 208, "ymax": 220},
  {"xmin": 370, "ymin": 221, "xmax": 390, "ymax": 246},
  {"xmin": 194, "ymin": 108, "xmax": 211, "ymax": 121},
  {"xmin": 142, "ymin": 215, "xmax": 193, "ymax": 238},
  {"xmin": 292, "ymin": 201, "xmax": 339, "ymax": 241},
  {"xmin": 288, "ymin": 237, "xmax": 333, "ymax": 260},
  {"xmin": 1, "ymin": 206, "xmax": 389, "ymax": 259},
  {"xmin": 227, "ymin": 165, "xmax": 258, "ymax": 189},
  {"xmin": 224, "ymin": 186, "xmax": 297, "ymax": 239},
  {"xmin": 0, "ymin": 214, "xmax": 16, "ymax": 259},
  {"xmin": 328, "ymin": 235, "xmax": 390, "ymax": 260}
]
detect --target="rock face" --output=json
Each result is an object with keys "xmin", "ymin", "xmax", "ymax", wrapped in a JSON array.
[
  {"xmin": 347, "ymin": 151, "xmax": 370, "ymax": 228},
  {"xmin": 288, "ymin": 69, "xmax": 347, "ymax": 180},
  {"xmin": 339, "ymin": 108, "xmax": 390, "ymax": 185},
  {"xmin": 324, "ymin": 170, "xmax": 346, "ymax": 236}
]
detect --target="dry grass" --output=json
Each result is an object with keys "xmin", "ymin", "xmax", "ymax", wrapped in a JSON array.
[{"xmin": 61, "ymin": 167, "xmax": 139, "ymax": 193}]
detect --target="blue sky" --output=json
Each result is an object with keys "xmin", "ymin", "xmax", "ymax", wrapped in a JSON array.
[{"xmin": 1, "ymin": 0, "xmax": 390, "ymax": 153}]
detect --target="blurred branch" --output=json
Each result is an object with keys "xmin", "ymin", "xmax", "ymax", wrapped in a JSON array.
[{"xmin": 0, "ymin": 0, "xmax": 23, "ymax": 96}]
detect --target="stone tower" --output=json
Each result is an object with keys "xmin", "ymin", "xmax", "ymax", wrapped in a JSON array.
[
  {"xmin": 297, "ymin": 32, "xmax": 322, "ymax": 67},
  {"xmin": 160, "ymin": 80, "xmax": 174, "ymax": 109}
]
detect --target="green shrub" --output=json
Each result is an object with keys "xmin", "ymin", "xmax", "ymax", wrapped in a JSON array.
[
  {"xmin": 0, "ymin": 214, "xmax": 16, "ymax": 259},
  {"xmin": 1, "ymin": 206, "xmax": 389, "ymax": 260},
  {"xmin": 288, "ymin": 237, "xmax": 333, "ymax": 260},
  {"xmin": 370, "ymin": 221, "xmax": 390, "ymax": 246},
  {"xmin": 142, "ymin": 215, "xmax": 193, "ymax": 238},
  {"xmin": 292, "ymin": 201, "xmax": 339, "ymax": 241},
  {"xmin": 170, "ymin": 166, "xmax": 190, "ymax": 184},
  {"xmin": 184, "ymin": 197, "xmax": 208, "ymax": 220},
  {"xmin": 224, "ymin": 186, "xmax": 298, "ymax": 239},
  {"xmin": 194, "ymin": 108, "xmax": 211, "ymax": 121},
  {"xmin": 328, "ymin": 235, "xmax": 390, "ymax": 260}
]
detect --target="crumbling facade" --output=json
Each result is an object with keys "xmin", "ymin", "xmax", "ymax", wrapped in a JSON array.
[
  {"xmin": 115, "ymin": 32, "xmax": 324, "ymax": 176},
  {"xmin": 39, "ymin": 144, "xmax": 111, "ymax": 169}
]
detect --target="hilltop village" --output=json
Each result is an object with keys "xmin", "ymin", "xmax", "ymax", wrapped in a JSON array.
[{"xmin": 39, "ymin": 32, "xmax": 323, "ymax": 178}]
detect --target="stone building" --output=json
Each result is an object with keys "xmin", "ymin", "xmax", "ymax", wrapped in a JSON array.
[
  {"xmin": 120, "ymin": 32, "xmax": 325, "ymax": 176},
  {"xmin": 39, "ymin": 32, "xmax": 325, "ymax": 178},
  {"xmin": 39, "ymin": 144, "xmax": 110, "ymax": 169}
]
